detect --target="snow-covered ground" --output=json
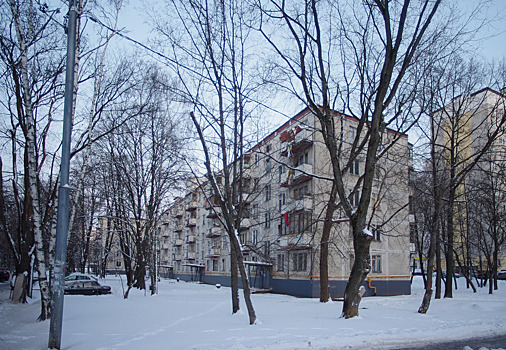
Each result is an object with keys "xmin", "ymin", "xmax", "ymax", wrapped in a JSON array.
[{"xmin": 0, "ymin": 276, "xmax": 505, "ymax": 350}]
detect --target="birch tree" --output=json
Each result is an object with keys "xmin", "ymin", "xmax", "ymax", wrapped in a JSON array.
[{"xmin": 0, "ymin": 0, "xmax": 68, "ymax": 319}]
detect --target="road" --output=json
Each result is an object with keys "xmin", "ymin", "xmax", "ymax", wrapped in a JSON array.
[{"xmin": 391, "ymin": 334, "xmax": 506, "ymax": 350}]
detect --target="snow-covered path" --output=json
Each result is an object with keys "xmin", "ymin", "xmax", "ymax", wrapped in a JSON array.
[{"xmin": 0, "ymin": 276, "xmax": 505, "ymax": 349}]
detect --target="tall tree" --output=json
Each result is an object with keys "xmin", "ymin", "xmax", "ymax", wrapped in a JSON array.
[
  {"xmin": 100, "ymin": 64, "xmax": 184, "ymax": 297},
  {"xmin": 256, "ymin": 0, "xmax": 448, "ymax": 318},
  {"xmin": 153, "ymin": 0, "xmax": 263, "ymax": 324},
  {"xmin": 417, "ymin": 58, "xmax": 506, "ymax": 313},
  {"xmin": 0, "ymin": 0, "xmax": 67, "ymax": 319}
]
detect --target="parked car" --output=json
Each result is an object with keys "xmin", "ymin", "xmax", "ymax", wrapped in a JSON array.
[
  {"xmin": 0, "ymin": 268, "xmax": 10, "ymax": 282},
  {"xmin": 497, "ymin": 270, "xmax": 506, "ymax": 280},
  {"xmin": 64, "ymin": 280, "xmax": 111, "ymax": 295},
  {"xmin": 64, "ymin": 273, "xmax": 97, "ymax": 285}
]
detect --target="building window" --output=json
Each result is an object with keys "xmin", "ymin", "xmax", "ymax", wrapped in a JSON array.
[
  {"xmin": 252, "ymin": 204, "xmax": 259, "ymax": 219},
  {"xmin": 265, "ymin": 212, "xmax": 271, "ymax": 228},
  {"xmin": 292, "ymin": 251, "xmax": 308, "ymax": 271},
  {"xmin": 265, "ymin": 184, "xmax": 271, "ymax": 201},
  {"xmin": 264, "ymin": 242, "xmax": 270, "ymax": 256},
  {"xmin": 288, "ymin": 210, "xmax": 312, "ymax": 235},
  {"xmin": 265, "ymin": 158, "xmax": 271, "ymax": 172},
  {"xmin": 350, "ymin": 190, "xmax": 360, "ymax": 207},
  {"xmin": 349, "ymin": 126, "xmax": 357, "ymax": 144},
  {"xmin": 277, "ymin": 254, "xmax": 284, "ymax": 271},
  {"xmin": 222, "ymin": 258, "xmax": 226, "ymax": 271},
  {"xmin": 278, "ymin": 193, "xmax": 286, "ymax": 211},
  {"xmin": 294, "ymin": 184, "xmax": 309, "ymax": 200},
  {"xmin": 372, "ymin": 225, "xmax": 381, "ymax": 241},
  {"xmin": 213, "ymin": 259, "xmax": 218, "ymax": 271},
  {"xmin": 278, "ymin": 165, "xmax": 285, "ymax": 183},
  {"xmin": 371, "ymin": 255, "xmax": 382, "ymax": 273},
  {"xmin": 252, "ymin": 229, "xmax": 258, "ymax": 245},
  {"xmin": 350, "ymin": 159, "xmax": 359, "ymax": 175}
]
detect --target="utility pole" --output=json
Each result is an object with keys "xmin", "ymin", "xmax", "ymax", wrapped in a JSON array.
[{"xmin": 48, "ymin": 1, "xmax": 77, "ymax": 348}]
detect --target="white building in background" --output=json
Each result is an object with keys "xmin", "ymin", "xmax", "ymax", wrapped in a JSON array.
[{"xmin": 158, "ymin": 107, "xmax": 412, "ymax": 298}]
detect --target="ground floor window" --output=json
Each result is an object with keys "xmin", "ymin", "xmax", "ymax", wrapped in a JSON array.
[
  {"xmin": 213, "ymin": 259, "xmax": 218, "ymax": 271},
  {"xmin": 371, "ymin": 255, "xmax": 382, "ymax": 273},
  {"xmin": 292, "ymin": 251, "xmax": 308, "ymax": 271},
  {"xmin": 277, "ymin": 254, "xmax": 284, "ymax": 271}
]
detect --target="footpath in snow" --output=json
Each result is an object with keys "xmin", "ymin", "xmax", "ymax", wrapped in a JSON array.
[{"xmin": 0, "ymin": 276, "xmax": 505, "ymax": 349}]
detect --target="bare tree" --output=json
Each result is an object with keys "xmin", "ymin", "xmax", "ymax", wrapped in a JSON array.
[
  {"xmin": 255, "ymin": 0, "xmax": 449, "ymax": 318},
  {"xmin": 467, "ymin": 148, "xmax": 506, "ymax": 294},
  {"xmin": 416, "ymin": 57, "xmax": 506, "ymax": 313},
  {"xmin": 99, "ymin": 64, "xmax": 184, "ymax": 297},
  {"xmin": 0, "ymin": 0, "xmax": 68, "ymax": 319},
  {"xmin": 152, "ymin": 0, "xmax": 263, "ymax": 324}
]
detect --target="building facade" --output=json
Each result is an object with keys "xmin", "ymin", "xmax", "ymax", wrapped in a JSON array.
[
  {"xmin": 435, "ymin": 88, "xmax": 506, "ymax": 273},
  {"xmin": 158, "ymin": 107, "xmax": 413, "ymax": 298}
]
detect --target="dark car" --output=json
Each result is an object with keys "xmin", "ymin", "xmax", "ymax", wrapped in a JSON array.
[
  {"xmin": 64, "ymin": 280, "xmax": 111, "ymax": 295},
  {"xmin": 497, "ymin": 270, "xmax": 506, "ymax": 280},
  {"xmin": 0, "ymin": 268, "xmax": 10, "ymax": 282}
]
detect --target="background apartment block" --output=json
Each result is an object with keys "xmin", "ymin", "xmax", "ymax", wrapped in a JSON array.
[
  {"xmin": 158, "ymin": 108, "xmax": 412, "ymax": 298},
  {"xmin": 433, "ymin": 88, "xmax": 506, "ymax": 273}
]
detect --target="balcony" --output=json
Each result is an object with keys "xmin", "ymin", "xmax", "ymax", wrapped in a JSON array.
[
  {"xmin": 185, "ymin": 252, "xmax": 196, "ymax": 260},
  {"xmin": 288, "ymin": 195, "xmax": 313, "ymax": 212},
  {"xmin": 185, "ymin": 218, "xmax": 197, "ymax": 227},
  {"xmin": 280, "ymin": 128, "xmax": 313, "ymax": 157},
  {"xmin": 206, "ymin": 247, "xmax": 222, "ymax": 258},
  {"xmin": 239, "ymin": 218, "xmax": 251, "ymax": 232},
  {"xmin": 174, "ymin": 224, "xmax": 183, "ymax": 232},
  {"xmin": 234, "ymin": 193, "xmax": 251, "ymax": 206},
  {"xmin": 186, "ymin": 200, "xmax": 198, "ymax": 211},
  {"xmin": 281, "ymin": 163, "xmax": 313, "ymax": 187},
  {"xmin": 207, "ymin": 207, "xmax": 220, "ymax": 218},
  {"xmin": 278, "ymin": 232, "xmax": 313, "ymax": 250},
  {"xmin": 186, "ymin": 235, "xmax": 196, "ymax": 243},
  {"xmin": 174, "ymin": 254, "xmax": 182, "ymax": 261},
  {"xmin": 174, "ymin": 239, "xmax": 183, "ymax": 246},
  {"xmin": 206, "ymin": 226, "xmax": 222, "ymax": 238},
  {"xmin": 174, "ymin": 209, "xmax": 184, "ymax": 218}
]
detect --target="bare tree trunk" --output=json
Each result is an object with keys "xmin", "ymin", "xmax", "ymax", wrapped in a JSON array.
[
  {"xmin": 319, "ymin": 183, "xmax": 337, "ymax": 302},
  {"xmin": 230, "ymin": 245, "xmax": 240, "ymax": 313},
  {"xmin": 342, "ymin": 227, "xmax": 372, "ymax": 318},
  {"xmin": 230, "ymin": 232, "xmax": 256, "ymax": 324},
  {"xmin": 419, "ymin": 104, "xmax": 443, "ymax": 314},
  {"xmin": 10, "ymin": 0, "xmax": 51, "ymax": 320}
]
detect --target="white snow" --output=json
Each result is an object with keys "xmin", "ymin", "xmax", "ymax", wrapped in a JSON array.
[
  {"xmin": 1, "ymin": 276, "xmax": 505, "ymax": 349},
  {"xmin": 362, "ymin": 228, "xmax": 373, "ymax": 237}
]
